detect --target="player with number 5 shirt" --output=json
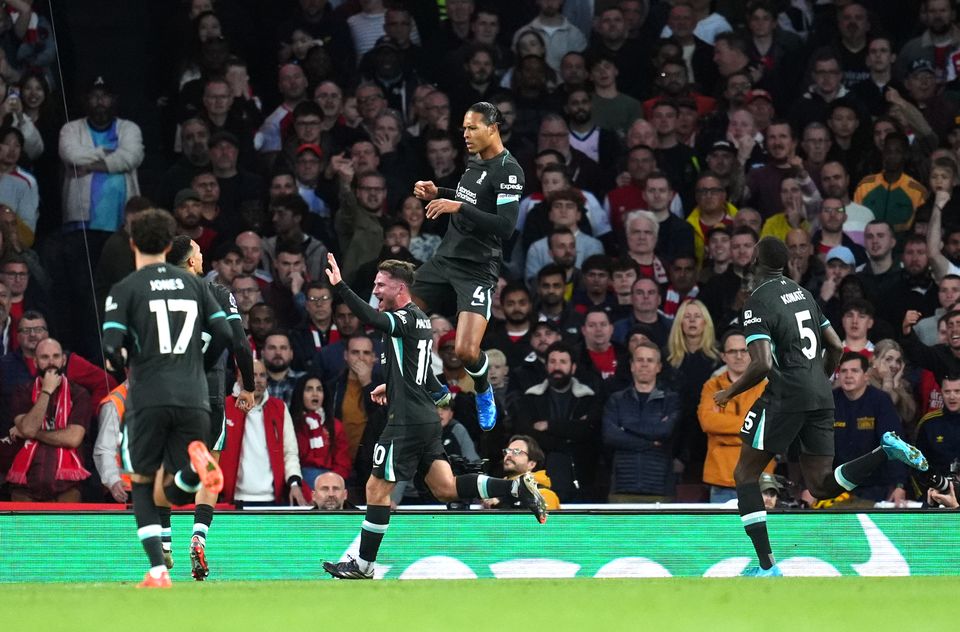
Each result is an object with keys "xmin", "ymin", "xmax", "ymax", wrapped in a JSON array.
[{"xmin": 713, "ymin": 237, "xmax": 928, "ymax": 578}]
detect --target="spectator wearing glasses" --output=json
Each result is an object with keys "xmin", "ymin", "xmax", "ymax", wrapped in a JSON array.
[
  {"xmin": 290, "ymin": 281, "xmax": 338, "ymax": 372},
  {"xmin": 687, "ymin": 172, "xmax": 736, "ymax": 267},
  {"xmin": 1, "ymin": 255, "xmax": 48, "ymax": 330},
  {"xmin": 482, "ymin": 435, "xmax": 560, "ymax": 511},
  {"xmin": 698, "ymin": 329, "xmax": 772, "ymax": 503}
]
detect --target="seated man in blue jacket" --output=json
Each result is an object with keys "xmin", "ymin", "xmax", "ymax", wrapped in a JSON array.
[{"xmin": 603, "ymin": 341, "xmax": 679, "ymax": 502}]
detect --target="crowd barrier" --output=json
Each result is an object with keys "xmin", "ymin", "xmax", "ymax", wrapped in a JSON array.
[{"xmin": 1, "ymin": 509, "xmax": 955, "ymax": 581}]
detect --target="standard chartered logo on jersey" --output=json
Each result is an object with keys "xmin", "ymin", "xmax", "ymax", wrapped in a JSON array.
[{"xmin": 3, "ymin": 513, "xmax": 956, "ymax": 582}]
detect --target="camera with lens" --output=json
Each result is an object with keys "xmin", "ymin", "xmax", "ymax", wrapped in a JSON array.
[{"xmin": 924, "ymin": 459, "xmax": 960, "ymax": 497}]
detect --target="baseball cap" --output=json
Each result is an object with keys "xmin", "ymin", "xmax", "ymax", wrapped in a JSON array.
[
  {"xmin": 745, "ymin": 89, "xmax": 773, "ymax": 106},
  {"xmin": 709, "ymin": 140, "xmax": 737, "ymax": 155},
  {"xmin": 759, "ymin": 473, "xmax": 783, "ymax": 493},
  {"xmin": 910, "ymin": 58, "xmax": 936, "ymax": 77},
  {"xmin": 826, "ymin": 245, "xmax": 855, "ymax": 267},
  {"xmin": 88, "ymin": 75, "xmax": 111, "ymax": 94},
  {"xmin": 174, "ymin": 188, "xmax": 201, "ymax": 207},
  {"xmin": 209, "ymin": 130, "xmax": 240, "ymax": 149},
  {"xmin": 438, "ymin": 330, "xmax": 457, "ymax": 347},
  {"xmin": 297, "ymin": 143, "xmax": 323, "ymax": 159}
]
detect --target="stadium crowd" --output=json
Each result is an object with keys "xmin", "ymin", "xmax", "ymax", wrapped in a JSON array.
[{"xmin": 2, "ymin": 0, "xmax": 960, "ymax": 509}]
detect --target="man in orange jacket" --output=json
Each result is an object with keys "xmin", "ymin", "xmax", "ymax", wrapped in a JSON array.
[{"xmin": 698, "ymin": 329, "xmax": 771, "ymax": 503}]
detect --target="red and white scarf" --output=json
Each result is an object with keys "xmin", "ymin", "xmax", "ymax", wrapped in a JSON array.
[{"xmin": 6, "ymin": 376, "xmax": 91, "ymax": 485}]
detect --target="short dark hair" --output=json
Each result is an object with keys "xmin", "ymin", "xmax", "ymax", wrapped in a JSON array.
[
  {"xmin": 839, "ymin": 351, "xmax": 869, "ymax": 372},
  {"xmin": 270, "ymin": 193, "xmax": 307, "ymax": 218},
  {"xmin": 500, "ymin": 281, "xmax": 530, "ymax": 304},
  {"xmin": 581, "ymin": 254, "xmax": 611, "ymax": 275},
  {"xmin": 293, "ymin": 100, "xmax": 322, "ymax": 120},
  {"xmin": 842, "ymin": 298, "xmax": 875, "ymax": 318},
  {"xmin": 545, "ymin": 340, "xmax": 575, "ymax": 363},
  {"xmin": 584, "ymin": 305, "xmax": 611, "ymax": 323},
  {"xmin": 166, "ymin": 234, "xmax": 195, "ymax": 267},
  {"xmin": 537, "ymin": 263, "xmax": 567, "ymax": 283},
  {"xmin": 720, "ymin": 328, "xmax": 746, "ymax": 350},
  {"xmin": 276, "ymin": 240, "xmax": 305, "ymax": 258},
  {"xmin": 508, "ymin": 434, "xmax": 545, "ymax": 467},
  {"xmin": 611, "ymin": 257, "xmax": 640, "ymax": 275},
  {"xmin": 378, "ymin": 259, "xmax": 416, "ymax": 286},
  {"xmin": 125, "ymin": 196, "xmax": 154, "ymax": 215},
  {"xmin": 130, "ymin": 208, "xmax": 176, "ymax": 255},
  {"xmin": 212, "ymin": 241, "xmax": 243, "ymax": 261},
  {"xmin": 756, "ymin": 236, "xmax": 789, "ymax": 269},
  {"xmin": 467, "ymin": 101, "xmax": 504, "ymax": 126}
]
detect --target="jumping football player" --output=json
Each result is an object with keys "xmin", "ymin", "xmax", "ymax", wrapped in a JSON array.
[
  {"xmin": 321, "ymin": 253, "xmax": 546, "ymax": 580},
  {"xmin": 412, "ymin": 101, "xmax": 525, "ymax": 432}
]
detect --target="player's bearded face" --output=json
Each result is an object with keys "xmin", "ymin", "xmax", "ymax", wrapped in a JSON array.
[{"xmin": 373, "ymin": 273, "xmax": 403, "ymax": 310}]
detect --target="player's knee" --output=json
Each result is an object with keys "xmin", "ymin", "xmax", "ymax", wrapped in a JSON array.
[
  {"xmin": 431, "ymin": 482, "xmax": 458, "ymax": 503},
  {"xmin": 733, "ymin": 462, "xmax": 761, "ymax": 487},
  {"xmin": 129, "ymin": 472, "xmax": 154, "ymax": 484}
]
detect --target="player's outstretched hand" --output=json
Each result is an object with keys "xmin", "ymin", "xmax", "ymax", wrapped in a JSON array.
[
  {"xmin": 371, "ymin": 383, "xmax": 388, "ymax": 406},
  {"xmin": 425, "ymin": 198, "xmax": 462, "ymax": 219},
  {"xmin": 236, "ymin": 389, "xmax": 255, "ymax": 412},
  {"xmin": 326, "ymin": 252, "xmax": 343, "ymax": 286},
  {"xmin": 413, "ymin": 180, "xmax": 438, "ymax": 201}
]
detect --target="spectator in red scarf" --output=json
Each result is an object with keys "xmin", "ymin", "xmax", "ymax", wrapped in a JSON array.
[
  {"xmin": 7, "ymin": 337, "xmax": 91, "ymax": 502},
  {"xmin": 290, "ymin": 374, "xmax": 351, "ymax": 485}
]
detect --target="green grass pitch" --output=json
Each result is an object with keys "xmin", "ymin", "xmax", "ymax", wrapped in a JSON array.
[{"xmin": 1, "ymin": 578, "xmax": 952, "ymax": 632}]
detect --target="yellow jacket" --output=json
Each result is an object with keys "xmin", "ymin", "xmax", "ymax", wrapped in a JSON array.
[
  {"xmin": 698, "ymin": 370, "xmax": 772, "ymax": 488},
  {"xmin": 687, "ymin": 202, "xmax": 738, "ymax": 266},
  {"xmin": 510, "ymin": 469, "xmax": 561, "ymax": 510}
]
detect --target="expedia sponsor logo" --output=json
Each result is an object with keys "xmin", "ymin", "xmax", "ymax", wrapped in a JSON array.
[
  {"xmin": 743, "ymin": 317, "xmax": 762, "ymax": 326},
  {"xmin": 499, "ymin": 182, "xmax": 524, "ymax": 191}
]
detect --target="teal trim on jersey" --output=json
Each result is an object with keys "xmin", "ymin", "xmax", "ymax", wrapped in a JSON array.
[
  {"xmin": 209, "ymin": 310, "xmax": 226, "ymax": 321},
  {"xmin": 484, "ymin": 287, "xmax": 492, "ymax": 321},
  {"xmin": 771, "ymin": 342, "xmax": 780, "ymax": 368},
  {"xmin": 120, "ymin": 423, "xmax": 132, "ymax": 473},
  {"xmin": 385, "ymin": 442, "xmax": 395, "ymax": 482},
  {"xmin": 212, "ymin": 410, "xmax": 226, "ymax": 452},
  {"xmin": 102, "ymin": 321, "xmax": 127, "ymax": 332},
  {"xmin": 226, "ymin": 314, "xmax": 242, "ymax": 321},
  {"xmin": 361, "ymin": 520, "xmax": 389, "ymax": 534},
  {"xmin": 752, "ymin": 410, "xmax": 766, "ymax": 451},
  {"xmin": 834, "ymin": 465, "xmax": 856, "ymax": 491},
  {"xmin": 745, "ymin": 334, "xmax": 770, "ymax": 345},
  {"xmin": 385, "ymin": 312, "xmax": 397, "ymax": 335},
  {"xmin": 391, "ymin": 337, "xmax": 404, "ymax": 374},
  {"xmin": 821, "ymin": 319, "xmax": 830, "ymax": 328}
]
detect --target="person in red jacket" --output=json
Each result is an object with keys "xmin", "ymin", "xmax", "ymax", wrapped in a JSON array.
[
  {"xmin": 219, "ymin": 360, "xmax": 307, "ymax": 507},
  {"xmin": 290, "ymin": 374, "xmax": 352, "ymax": 484}
]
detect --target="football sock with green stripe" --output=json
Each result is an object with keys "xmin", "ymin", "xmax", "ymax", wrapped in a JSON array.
[
  {"xmin": 737, "ymin": 480, "xmax": 775, "ymax": 570},
  {"xmin": 359, "ymin": 504, "xmax": 391, "ymax": 566},
  {"xmin": 157, "ymin": 506, "xmax": 172, "ymax": 552},
  {"xmin": 833, "ymin": 447, "xmax": 887, "ymax": 492},
  {"xmin": 132, "ymin": 483, "xmax": 167, "ymax": 569},
  {"xmin": 193, "ymin": 503, "xmax": 214, "ymax": 544},
  {"xmin": 455, "ymin": 474, "xmax": 516, "ymax": 500}
]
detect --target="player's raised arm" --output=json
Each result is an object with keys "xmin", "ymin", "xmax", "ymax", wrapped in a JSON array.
[
  {"xmin": 325, "ymin": 253, "xmax": 395, "ymax": 333},
  {"xmin": 425, "ymin": 163, "xmax": 523, "ymax": 241},
  {"xmin": 714, "ymin": 338, "xmax": 773, "ymax": 406}
]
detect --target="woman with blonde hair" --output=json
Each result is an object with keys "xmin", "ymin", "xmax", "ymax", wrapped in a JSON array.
[
  {"xmin": 868, "ymin": 339, "xmax": 917, "ymax": 437},
  {"xmin": 667, "ymin": 299, "xmax": 722, "ymax": 485}
]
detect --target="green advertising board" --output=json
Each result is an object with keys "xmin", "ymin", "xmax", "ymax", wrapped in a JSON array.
[{"xmin": 1, "ymin": 511, "xmax": 955, "ymax": 582}]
